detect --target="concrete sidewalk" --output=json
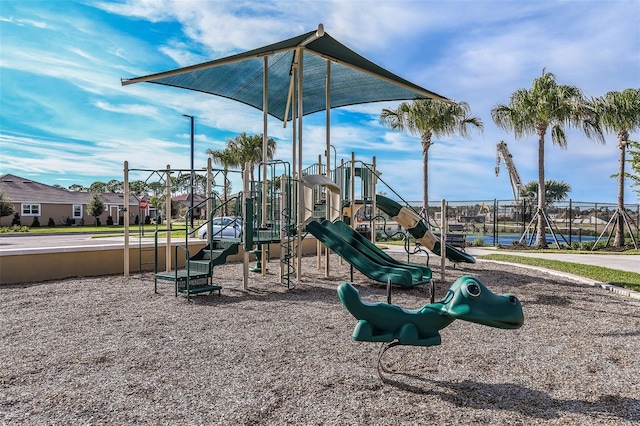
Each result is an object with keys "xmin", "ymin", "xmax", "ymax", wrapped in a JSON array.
[
  {"xmin": 382, "ymin": 244, "xmax": 640, "ymax": 300},
  {"xmin": 465, "ymin": 247, "xmax": 640, "ymax": 274}
]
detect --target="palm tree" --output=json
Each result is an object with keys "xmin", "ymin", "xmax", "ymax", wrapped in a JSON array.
[
  {"xmin": 207, "ymin": 133, "xmax": 276, "ymax": 216},
  {"xmin": 491, "ymin": 69, "xmax": 604, "ymax": 247},
  {"xmin": 207, "ymin": 147, "xmax": 237, "ymax": 215},
  {"xmin": 590, "ymin": 88, "xmax": 640, "ymax": 247},
  {"xmin": 380, "ymin": 99, "xmax": 483, "ymax": 215},
  {"xmin": 520, "ymin": 180, "xmax": 571, "ymax": 206},
  {"xmin": 226, "ymin": 132, "xmax": 277, "ymax": 181}
]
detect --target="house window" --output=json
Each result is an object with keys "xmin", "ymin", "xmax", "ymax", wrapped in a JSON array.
[
  {"xmin": 73, "ymin": 205, "xmax": 83, "ymax": 219},
  {"xmin": 21, "ymin": 204, "xmax": 40, "ymax": 216}
]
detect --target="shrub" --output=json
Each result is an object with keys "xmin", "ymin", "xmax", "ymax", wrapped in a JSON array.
[
  {"xmin": 134, "ymin": 214, "xmax": 139, "ymax": 225},
  {"xmin": 2, "ymin": 225, "xmax": 29, "ymax": 233},
  {"xmin": 106, "ymin": 216, "xmax": 114, "ymax": 226},
  {"xmin": 144, "ymin": 215, "xmax": 151, "ymax": 225},
  {"xmin": 580, "ymin": 241, "xmax": 606, "ymax": 251},
  {"xmin": 31, "ymin": 216, "xmax": 40, "ymax": 227},
  {"xmin": 11, "ymin": 213, "xmax": 20, "ymax": 226},
  {"xmin": 472, "ymin": 238, "xmax": 485, "ymax": 247},
  {"xmin": 48, "ymin": 217, "xmax": 55, "ymax": 227}
]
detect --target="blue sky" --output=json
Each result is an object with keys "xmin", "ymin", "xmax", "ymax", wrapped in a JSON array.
[{"xmin": 1, "ymin": 0, "xmax": 639, "ymax": 204}]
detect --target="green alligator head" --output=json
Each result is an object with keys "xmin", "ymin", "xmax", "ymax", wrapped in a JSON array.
[{"xmin": 438, "ymin": 276, "xmax": 524, "ymax": 329}]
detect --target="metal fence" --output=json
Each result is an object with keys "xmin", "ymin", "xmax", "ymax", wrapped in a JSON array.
[{"xmin": 409, "ymin": 199, "xmax": 640, "ymax": 247}]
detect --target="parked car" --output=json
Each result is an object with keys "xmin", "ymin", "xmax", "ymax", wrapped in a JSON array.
[{"xmin": 198, "ymin": 216, "xmax": 242, "ymax": 239}]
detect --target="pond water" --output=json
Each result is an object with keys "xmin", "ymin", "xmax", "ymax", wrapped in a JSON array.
[{"xmin": 467, "ymin": 233, "xmax": 598, "ymax": 246}]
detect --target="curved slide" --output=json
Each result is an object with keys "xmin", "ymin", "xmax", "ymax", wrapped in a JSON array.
[
  {"xmin": 376, "ymin": 195, "xmax": 475, "ymax": 264},
  {"xmin": 327, "ymin": 220, "xmax": 432, "ymax": 280},
  {"xmin": 306, "ymin": 220, "xmax": 431, "ymax": 287}
]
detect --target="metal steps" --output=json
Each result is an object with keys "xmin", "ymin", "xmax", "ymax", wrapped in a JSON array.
[{"xmin": 154, "ymin": 239, "xmax": 239, "ymax": 300}]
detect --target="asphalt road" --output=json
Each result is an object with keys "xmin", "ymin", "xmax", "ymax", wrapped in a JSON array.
[{"xmin": 0, "ymin": 233, "xmax": 153, "ymax": 252}]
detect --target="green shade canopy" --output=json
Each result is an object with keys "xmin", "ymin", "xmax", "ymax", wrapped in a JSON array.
[{"xmin": 121, "ymin": 25, "xmax": 452, "ymax": 121}]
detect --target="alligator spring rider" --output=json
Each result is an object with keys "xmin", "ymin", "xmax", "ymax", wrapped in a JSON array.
[{"xmin": 337, "ymin": 276, "xmax": 524, "ymax": 375}]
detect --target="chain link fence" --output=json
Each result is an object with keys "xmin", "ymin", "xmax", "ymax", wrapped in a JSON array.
[{"xmin": 403, "ymin": 199, "xmax": 640, "ymax": 248}]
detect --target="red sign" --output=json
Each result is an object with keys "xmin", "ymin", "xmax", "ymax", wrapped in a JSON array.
[{"xmin": 139, "ymin": 200, "xmax": 148, "ymax": 209}]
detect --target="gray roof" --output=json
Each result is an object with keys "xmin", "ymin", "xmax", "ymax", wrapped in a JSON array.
[{"xmin": 0, "ymin": 174, "xmax": 137, "ymax": 204}]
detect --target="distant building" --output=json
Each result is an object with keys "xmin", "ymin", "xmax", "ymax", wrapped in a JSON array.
[
  {"xmin": 0, "ymin": 174, "xmax": 146, "ymax": 226},
  {"xmin": 172, "ymin": 193, "xmax": 207, "ymax": 219}
]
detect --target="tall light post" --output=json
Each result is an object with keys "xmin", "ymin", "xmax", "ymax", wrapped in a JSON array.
[{"xmin": 183, "ymin": 114, "xmax": 194, "ymax": 229}]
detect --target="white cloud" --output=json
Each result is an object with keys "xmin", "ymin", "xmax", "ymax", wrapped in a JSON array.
[
  {"xmin": 1, "ymin": 0, "xmax": 638, "ymax": 203},
  {"xmin": 0, "ymin": 16, "xmax": 47, "ymax": 28},
  {"xmin": 158, "ymin": 42, "xmax": 207, "ymax": 67},
  {"xmin": 94, "ymin": 101, "xmax": 160, "ymax": 118}
]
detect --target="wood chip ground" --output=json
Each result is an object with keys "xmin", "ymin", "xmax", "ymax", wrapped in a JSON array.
[{"xmin": 1, "ymin": 255, "xmax": 639, "ymax": 425}]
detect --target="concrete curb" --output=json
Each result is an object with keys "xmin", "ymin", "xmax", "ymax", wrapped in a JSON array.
[{"xmin": 479, "ymin": 259, "xmax": 640, "ymax": 301}]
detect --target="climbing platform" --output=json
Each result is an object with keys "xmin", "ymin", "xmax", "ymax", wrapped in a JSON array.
[{"xmin": 154, "ymin": 238, "xmax": 239, "ymax": 300}]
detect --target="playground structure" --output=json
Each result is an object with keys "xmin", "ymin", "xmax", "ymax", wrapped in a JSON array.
[
  {"xmin": 117, "ymin": 24, "xmax": 528, "ymax": 374},
  {"xmin": 116, "ymin": 25, "xmax": 530, "ymax": 371},
  {"xmin": 121, "ymin": 24, "xmax": 481, "ymax": 298},
  {"xmin": 123, "ymin": 151, "xmax": 476, "ymax": 298}
]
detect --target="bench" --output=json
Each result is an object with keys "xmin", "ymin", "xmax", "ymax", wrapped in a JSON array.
[
  {"xmin": 445, "ymin": 233, "xmax": 467, "ymax": 249},
  {"xmin": 446, "ymin": 224, "xmax": 466, "ymax": 249},
  {"xmin": 448, "ymin": 224, "xmax": 465, "ymax": 233}
]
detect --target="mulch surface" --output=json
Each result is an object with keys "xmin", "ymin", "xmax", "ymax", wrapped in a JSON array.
[{"xmin": 1, "ymin": 255, "xmax": 639, "ymax": 425}]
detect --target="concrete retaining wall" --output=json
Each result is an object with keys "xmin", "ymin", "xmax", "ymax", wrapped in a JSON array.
[{"xmin": 0, "ymin": 238, "xmax": 320, "ymax": 285}]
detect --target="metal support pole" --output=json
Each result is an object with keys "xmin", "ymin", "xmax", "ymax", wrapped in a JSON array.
[
  {"xmin": 261, "ymin": 56, "xmax": 269, "ymax": 276},
  {"xmin": 182, "ymin": 114, "xmax": 195, "ymax": 230},
  {"xmin": 350, "ymin": 152, "xmax": 355, "ymax": 229},
  {"xmin": 165, "ymin": 164, "xmax": 172, "ymax": 272},
  {"xmin": 242, "ymin": 166, "xmax": 250, "ymax": 290},
  {"xmin": 440, "ymin": 199, "xmax": 446, "ymax": 282},
  {"xmin": 317, "ymin": 154, "xmax": 323, "ymax": 271},
  {"xmin": 372, "ymin": 156, "xmax": 377, "ymax": 244},
  {"xmin": 296, "ymin": 47, "xmax": 304, "ymax": 281},
  {"xmin": 325, "ymin": 59, "xmax": 331, "ymax": 279},
  {"xmin": 207, "ymin": 158, "xmax": 212, "ymax": 246},
  {"xmin": 569, "ymin": 199, "xmax": 572, "ymax": 246},
  {"xmin": 123, "ymin": 161, "xmax": 130, "ymax": 277}
]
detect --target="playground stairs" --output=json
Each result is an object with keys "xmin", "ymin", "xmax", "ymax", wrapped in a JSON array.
[{"xmin": 154, "ymin": 238, "xmax": 240, "ymax": 300}]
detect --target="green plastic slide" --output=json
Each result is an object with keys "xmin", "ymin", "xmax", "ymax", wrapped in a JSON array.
[
  {"xmin": 306, "ymin": 220, "xmax": 430, "ymax": 287},
  {"xmin": 326, "ymin": 220, "xmax": 431, "ymax": 281}
]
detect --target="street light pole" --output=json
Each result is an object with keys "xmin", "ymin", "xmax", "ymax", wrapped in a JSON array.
[{"xmin": 183, "ymin": 114, "xmax": 195, "ymax": 230}]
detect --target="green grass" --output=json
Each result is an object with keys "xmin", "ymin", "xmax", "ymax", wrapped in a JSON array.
[
  {"xmin": 377, "ymin": 240, "xmax": 640, "ymax": 291},
  {"xmin": 0, "ymin": 223, "xmax": 192, "ymax": 236},
  {"xmin": 479, "ymin": 253, "xmax": 640, "ymax": 292}
]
